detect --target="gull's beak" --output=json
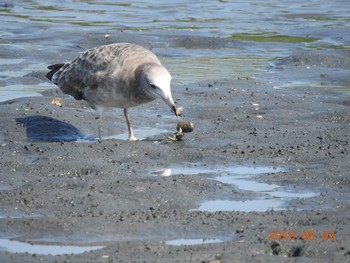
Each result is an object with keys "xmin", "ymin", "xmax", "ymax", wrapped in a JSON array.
[{"xmin": 160, "ymin": 94, "xmax": 182, "ymax": 117}]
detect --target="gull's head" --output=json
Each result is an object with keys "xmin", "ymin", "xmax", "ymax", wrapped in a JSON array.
[{"xmin": 140, "ymin": 63, "xmax": 180, "ymax": 115}]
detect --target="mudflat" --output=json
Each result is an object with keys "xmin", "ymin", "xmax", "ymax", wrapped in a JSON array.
[{"xmin": 0, "ymin": 60, "xmax": 349, "ymax": 262}]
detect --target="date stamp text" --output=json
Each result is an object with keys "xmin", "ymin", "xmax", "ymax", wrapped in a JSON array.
[{"xmin": 268, "ymin": 230, "xmax": 335, "ymax": 241}]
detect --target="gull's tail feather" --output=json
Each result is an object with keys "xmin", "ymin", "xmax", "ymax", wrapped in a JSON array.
[{"xmin": 46, "ymin": 63, "xmax": 69, "ymax": 85}]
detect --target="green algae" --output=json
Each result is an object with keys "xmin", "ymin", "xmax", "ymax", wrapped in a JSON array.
[{"xmin": 231, "ymin": 33, "xmax": 319, "ymax": 43}]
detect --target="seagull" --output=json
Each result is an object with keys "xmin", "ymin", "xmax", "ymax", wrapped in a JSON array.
[{"xmin": 46, "ymin": 43, "xmax": 181, "ymax": 141}]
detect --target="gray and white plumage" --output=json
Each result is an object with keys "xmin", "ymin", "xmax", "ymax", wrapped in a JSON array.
[{"xmin": 46, "ymin": 43, "xmax": 181, "ymax": 140}]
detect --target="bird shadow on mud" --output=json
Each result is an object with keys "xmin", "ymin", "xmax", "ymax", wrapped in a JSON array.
[{"xmin": 16, "ymin": 116, "xmax": 94, "ymax": 142}]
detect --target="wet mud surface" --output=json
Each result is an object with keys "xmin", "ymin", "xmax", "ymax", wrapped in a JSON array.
[{"xmin": 0, "ymin": 33, "xmax": 350, "ymax": 262}]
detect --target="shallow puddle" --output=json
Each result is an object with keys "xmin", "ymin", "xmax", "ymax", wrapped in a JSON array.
[
  {"xmin": 195, "ymin": 199, "xmax": 285, "ymax": 213},
  {"xmin": 0, "ymin": 238, "xmax": 104, "ymax": 256},
  {"xmin": 101, "ymin": 127, "xmax": 171, "ymax": 141},
  {"xmin": 153, "ymin": 164, "xmax": 281, "ymax": 177},
  {"xmin": 153, "ymin": 164, "xmax": 317, "ymax": 212},
  {"xmin": 0, "ymin": 212, "xmax": 42, "ymax": 219},
  {"xmin": 166, "ymin": 236, "xmax": 232, "ymax": 246},
  {"xmin": 153, "ymin": 164, "xmax": 216, "ymax": 177},
  {"xmin": 213, "ymin": 174, "xmax": 317, "ymax": 199},
  {"xmin": 16, "ymin": 114, "xmax": 172, "ymax": 142}
]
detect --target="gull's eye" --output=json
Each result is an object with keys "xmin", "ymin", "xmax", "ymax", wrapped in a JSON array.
[{"xmin": 150, "ymin": 84, "xmax": 157, "ymax": 89}]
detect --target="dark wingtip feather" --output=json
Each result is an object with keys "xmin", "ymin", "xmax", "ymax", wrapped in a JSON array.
[{"xmin": 46, "ymin": 63, "xmax": 65, "ymax": 81}]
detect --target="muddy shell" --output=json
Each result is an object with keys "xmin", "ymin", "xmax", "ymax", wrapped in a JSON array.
[
  {"xmin": 175, "ymin": 107, "xmax": 183, "ymax": 117},
  {"xmin": 176, "ymin": 120, "xmax": 195, "ymax": 133}
]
